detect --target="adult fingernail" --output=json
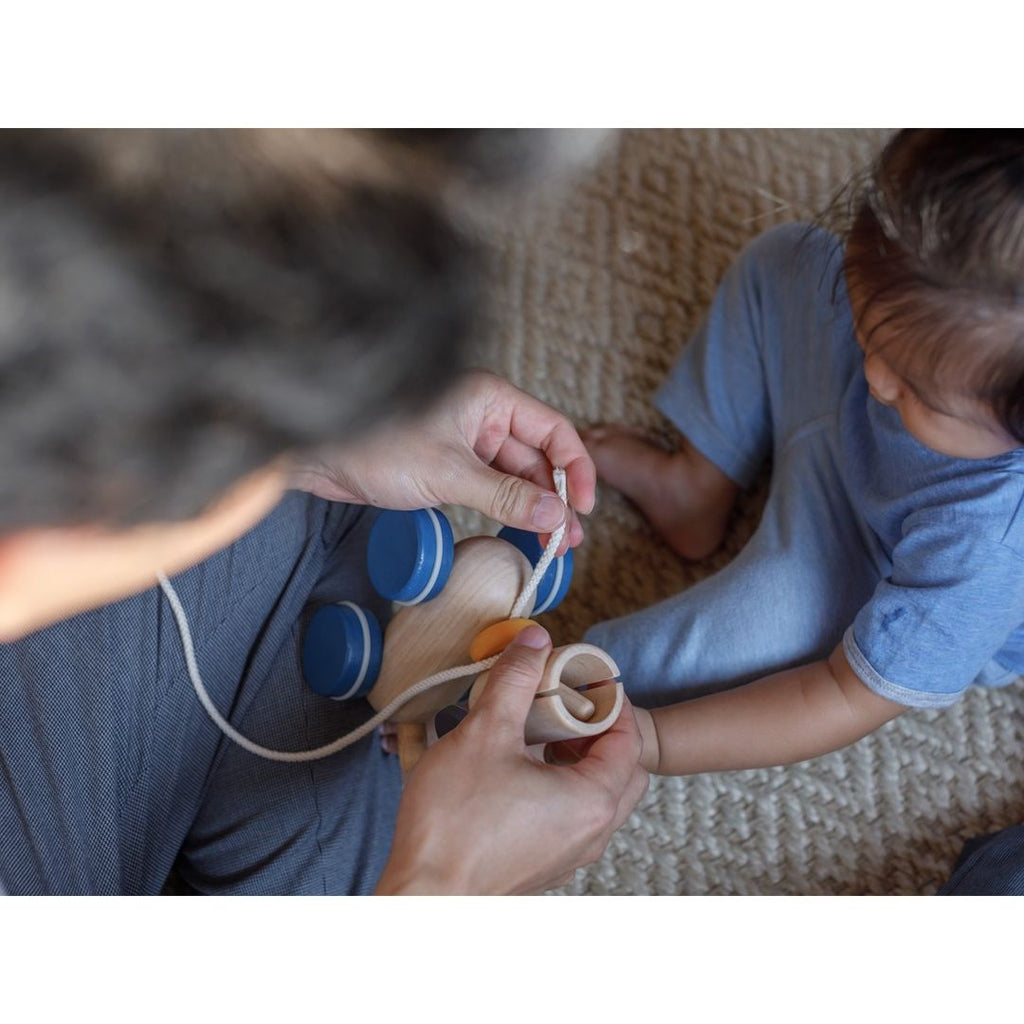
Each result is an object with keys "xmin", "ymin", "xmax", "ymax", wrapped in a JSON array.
[
  {"xmin": 531, "ymin": 493, "xmax": 566, "ymax": 531},
  {"xmin": 512, "ymin": 625, "xmax": 549, "ymax": 650}
]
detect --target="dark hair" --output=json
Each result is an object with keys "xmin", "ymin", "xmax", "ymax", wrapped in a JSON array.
[
  {"xmin": 841, "ymin": 129, "xmax": 1024, "ymax": 441},
  {"xmin": 0, "ymin": 130, "xmax": 506, "ymax": 531}
]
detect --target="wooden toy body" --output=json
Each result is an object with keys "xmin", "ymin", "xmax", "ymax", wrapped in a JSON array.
[{"xmin": 368, "ymin": 535, "xmax": 532, "ymax": 722}]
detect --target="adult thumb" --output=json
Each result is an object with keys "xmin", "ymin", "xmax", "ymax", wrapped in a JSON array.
[
  {"xmin": 472, "ymin": 625, "xmax": 552, "ymax": 737},
  {"xmin": 457, "ymin": 463, "xmax": 567, "ymax": 534}
]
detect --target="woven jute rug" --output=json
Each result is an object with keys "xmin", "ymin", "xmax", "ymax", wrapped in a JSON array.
[{"xmin": 451, "ymin": 128, "xmax": 1024, "ymax": 896}]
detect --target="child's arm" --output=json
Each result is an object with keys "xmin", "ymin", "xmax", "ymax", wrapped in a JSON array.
[{"xmin": 632, "ymin": 644, "xmax": 905, "ymax": 775}]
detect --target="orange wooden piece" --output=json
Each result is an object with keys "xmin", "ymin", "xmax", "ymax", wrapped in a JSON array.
[{"xmin": 469, "ymin": 618, "xmax": 539, "ymax": 662}]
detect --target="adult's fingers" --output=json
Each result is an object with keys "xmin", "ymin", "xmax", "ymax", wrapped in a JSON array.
[
  {"xmin": 574, "ymin": 705, "xmax": 649, "ymax": 856},
  {"xmin": 570, "ymin": 697, "xmax": 646, "ymax": 798},
  {"xmin": 468, "ymin": 625, "xmax": 552, "ymax": 741},
  {"xmin": 608, "ymin": 762, "xmax": 650, "ymax": 835},
  {"xmin": 494, "ymin": 386, "xmax": 596, "ymax": 516},
  {"xmin": 447, "ymin": 456, "xmax": 569, "ymax": 535},
  {"xmin": 486, "ymin": 436, "xmax": 585, "ymax": 551}
]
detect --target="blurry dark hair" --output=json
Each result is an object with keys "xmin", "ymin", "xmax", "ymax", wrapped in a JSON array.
[
  {"xmin": 0, "ymin": 129, "xmax": 596, "ymax": 531},
  {"xmin": 840, "ymin": 129, "xmax": 1024, "ymax": 442}
]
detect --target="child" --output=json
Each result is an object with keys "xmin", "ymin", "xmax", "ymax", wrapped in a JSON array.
[{"xmin": 583, "ymin": 129, "xmax": 1024, "ymax": 776}]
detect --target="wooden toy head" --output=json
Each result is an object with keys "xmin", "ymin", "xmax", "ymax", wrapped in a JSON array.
[{"xmin": 468, "ymin": 642, "xmax": 624, "ymax": 745}]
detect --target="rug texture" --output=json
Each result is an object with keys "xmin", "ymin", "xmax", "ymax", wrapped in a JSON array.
[{"xmin": 451, "ymin": 128, "xmax": 1024, "ymax": 896}]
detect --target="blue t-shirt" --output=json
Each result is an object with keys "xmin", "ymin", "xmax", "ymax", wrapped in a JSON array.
[
  {"xmin": 827, "ymin": 249, "xmax": 1024, "ymax": 707},
  {"xmin": 618, "ymin": 221, "xmax": 1024, "ymax": 711}
]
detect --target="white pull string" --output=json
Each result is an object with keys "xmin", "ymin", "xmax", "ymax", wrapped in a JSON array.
[
  {"xmin": 158, "ymin": 468, "xmax": 569, "ymax": 763},
  {"xmin": 510, "ymin": 468, "xmax": 567, "ymax": 618}
]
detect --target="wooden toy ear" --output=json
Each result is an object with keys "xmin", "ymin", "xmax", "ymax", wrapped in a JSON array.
[
  {"xmin": 367, "ymin": 508, "xmax": 455, "ymax": 605},
  {"xmin": 495, "ymin": 526, "xmax": 574, "ymax": 613},
  {"xmin": 301, "ymin": 601, "xmax": 383, "ymax": 700}
]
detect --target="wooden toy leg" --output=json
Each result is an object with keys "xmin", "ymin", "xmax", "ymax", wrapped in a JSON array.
[{"xmin": 397, "ymin": 722, "xmax": 428, "ymax": 775}]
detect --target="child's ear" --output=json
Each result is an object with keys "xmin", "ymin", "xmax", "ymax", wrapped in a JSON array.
[{"xmin": 863, "ymin": 352, "xmax": 904, "ymax": 405}]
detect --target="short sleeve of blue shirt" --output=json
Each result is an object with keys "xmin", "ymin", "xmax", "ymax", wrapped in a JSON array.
[{"xmin": 845, "ymin": 500, "xmax": 1024, "ymax": 708}]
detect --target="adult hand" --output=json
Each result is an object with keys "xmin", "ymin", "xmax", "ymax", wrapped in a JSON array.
[
  {"xmin": 289, "ymin": 369, "xmax": 596, "ymax": 554},
  {"xmin": 375, "ymin": 625, "xmax": 648, "ymax": 894}
]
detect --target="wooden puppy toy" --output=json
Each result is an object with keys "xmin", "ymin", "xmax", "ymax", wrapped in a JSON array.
[{"xmin": 302, "ymin": 507, "xmax": 624, "ymax": 771}]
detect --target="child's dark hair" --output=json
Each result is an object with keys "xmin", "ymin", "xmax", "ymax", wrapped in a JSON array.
[{"xmin": 843, "ymin": 129, "xmax": 1024, "ymax": 443}]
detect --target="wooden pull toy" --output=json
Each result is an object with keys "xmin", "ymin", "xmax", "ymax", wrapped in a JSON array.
[{"xmin": 300, "ymin": 506, "xmax": 624, "ymax": 771}]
